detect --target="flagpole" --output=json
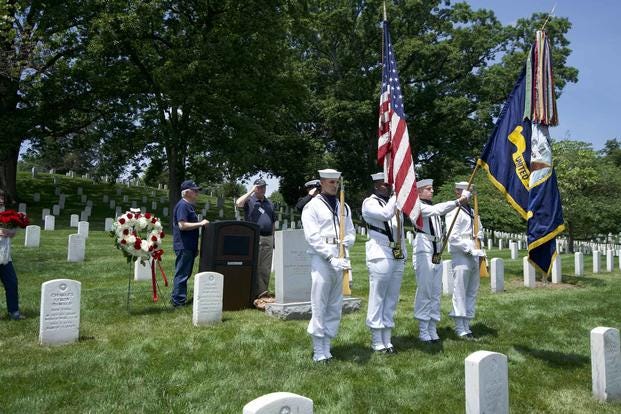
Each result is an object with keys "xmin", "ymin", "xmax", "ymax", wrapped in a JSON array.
[
  {"xmin": 540, "ymin": 2, "xmax": 557, "ymax": 31},
  {"xmin": 437, "ymin": 163, "xmax": 480, "ymax": 257}
]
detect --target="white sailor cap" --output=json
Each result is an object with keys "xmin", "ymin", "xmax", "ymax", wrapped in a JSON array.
[
  {"xmin": 455, "ymin": 181, "xmax": 471, "ymax": 190},
  {"xmin": 370, "ymin": 172, "xmax": 385, "ymax": 181},
  {"xmin": 416, "ymin": 178, "xmax": 433, "ymax": 188},
  {"xmin": 318, "ymin": 169, "xmax": 341, "ymax": 179}
]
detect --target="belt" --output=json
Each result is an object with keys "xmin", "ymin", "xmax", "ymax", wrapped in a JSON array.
[
  {"xmin": 371, "ymin": 239, "xmax": 399, "ymax": 248},
  {"xmin": 416, "ymin": 233, "xmax": 441, "ymax": 243},
  {"xmin": 324, "ymin": 237, "xmax": 339, "ymax": 244},
  {"xmin": 460, "ymin": 235, "xmax": 475, "ymax": 240}
]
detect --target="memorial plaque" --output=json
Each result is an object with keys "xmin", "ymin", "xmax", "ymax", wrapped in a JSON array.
[
  {"xmin": 193, "ymin": 272, "xmax": 224, "ymax": 326},
  {"xmin": 39, "ymin": 279, "xmax": 81, "ymax": 346}
]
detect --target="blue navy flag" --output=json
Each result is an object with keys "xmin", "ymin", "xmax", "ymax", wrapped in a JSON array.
[{"xmin": 478, "ymin": 65, "xmax": 564, "ymax": 274}]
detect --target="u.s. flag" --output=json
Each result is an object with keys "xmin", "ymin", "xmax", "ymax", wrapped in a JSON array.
[{"xmin": 377, "ymin": 20, "xmax": 420, "ymax": 223}]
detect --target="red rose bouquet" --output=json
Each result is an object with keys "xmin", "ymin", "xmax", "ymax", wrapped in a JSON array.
[{"xmin": 0, "ymin": 210, "xmax": 29, "ymax": 229}]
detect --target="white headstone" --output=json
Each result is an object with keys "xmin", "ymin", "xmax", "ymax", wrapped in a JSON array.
[
  {"xmin": 109, "ymin": 199, "xmax": 116, "ymax": 209},
  {"xmin": 274, "ymin": 230, "xmax": 312, "ymax": 303},
  {"xmin": 192, "ymin": 272, "xmax": 224, "ymax": 326},
  {"xmin": 523, "ymin": 256, "xmax": 535, "ymax": 288},
  {"xmin": 18, "ymin": 203, "xmax": 26, "ymax": 213},
  {"xmin": 142, "ymin": 195, "xmax": 147, "ymax": 203},
  {"xmin": 103, "ymin": 194, "xmax": 109, "ymax": 203},
  {"xmin": 44, "ymin": 215, "xmax": 55, "ymax": 231},
  {"xmin": 123, "ymin": 195, "xmax": 128, "ymax": 202},
  {"xmin": 41, "ymin": 208, "xmax": 50, "ymax": 221},
  {"xmin": 52, "ymin": 204, "xmax": 60, "ymax": 216},
  {"xmin": 551, "ymin": 255, "xmax": 562, "ymax": 284},
  {"xmin": 86, "ymin": 200, "xmax": 93, "ymax": 207},
  {"xmin": 115, "ymin": 206, "xmax": 122, "ymax": 217},
  {"xmin": 575, "ymin": 252, "xmax": 584, "ymax": 276},
  {"xmin": 31, "ymin": 167, "xmax": 37, "ymax": 177},
  {"xmin": 24, "ymin": 225, "xmax": 41, "ymax": 248},
  {"xmin": 219, "ymin": 208, "xmax": 224, "ymax": 219},
  {"xmin": 498, "ymin": 239, "xmax": 503, "ymax": 250},
  {"xmin": 591, "ymin": 327, "xmax": 621, "ymax": 402},
  {"xmin": 134, "ymin": 258, "xmax": 153, "ymax": 281},
  {"xmin": 104, "ymin": 218, "xmax": 114, "ymax": 232},
  {"xmin": 80, "ymin": 211, "xmax": 89, "ymax": 222},
  {"xmin": 131, "ymin": 200, "xmax": 137, "ymax": 209},
  {"xmin": 58, "ymin": 194, "xmax": 66, "ymax": 209},
  {"xmin": 80, "ymin": 194, "xmax": 87, "ymax": 203},
  {"xmin": 151, "ymin": 201, "xmax": 157, "ymax": 210},
  {"xmin": 465, "ymin": 351, "xmax": 509, "ymax": 414},
  {"xmin": 39, "ymin": 279, "xmax": 81, "ymax": 346},
  {"xmin": 77, "ymin": 221, "xmax": 89, "ymax": 239},
  {"xmin": 67, "ymin": 234, "xmax": 85, "ymax": 262},
  {"xmin": 77, "ymin": 187, "xmax": 83, "ymax": 195},
  {"xmin": 162, "ymin": 207, "xmax": 168, "ymax": 217},
  {"xmin": 490, "ymin": 258, "xmax": 504, "ymax": 293},
  {"xmin": 140, "ymin": 206, "xmax": 146, "ymax": 214},
  {"xmin": 243, "ymin": 392, "xmax": 313, "ymax": 414},
  {"xmin": 442, "ymin": 260, "xmax": 453, "ymax": 295},
  {"xmin": 593, "ymin": 250, "xmax": 601, "ymax": 273},
  {"xmin": 70, "ymin": 214, "xmax": 79, "ymax": 227},
  {"xmin": 33, "ymin": 193, "xmax": 40, "ymax": 202},
  {"xmin": 487, "ymin": 239, "xmax": 493, "ymax": 250},
  {"xmin": 509, "ymin": 242, "xmax": 518, "ymax": 260},
  {"xmin": 517, "ymin": 240, "xmax": 523, "ymax": 250},
  {"xmin": 607, "ymin": 249, "xmax": 614, "ymax": 272},
  {"xmin": 618, "ymin": 250, "xmax": 621, "ymax": 270}
]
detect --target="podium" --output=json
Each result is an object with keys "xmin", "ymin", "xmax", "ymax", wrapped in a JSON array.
[{"xmin": 199, "ymin": 221, "xmax": 259, "ymax": 310}]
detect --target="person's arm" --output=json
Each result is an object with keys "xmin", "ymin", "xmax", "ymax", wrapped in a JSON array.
[
  {"xmin": 343, "ymin": 204, "xmax": 356, "ymax": 248},
  {"xmin": 362, "ymin": 195, "xmax": 396, "ymax": 222},
  {"xmin": 178, "ymin": 219, "xmax": 209, "ymax": 231},
  {"xmin": 236, "ymin": 185, "xmax": 257, "ymax": 208}
]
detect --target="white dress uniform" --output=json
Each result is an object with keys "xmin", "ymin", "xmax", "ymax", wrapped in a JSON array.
[
  {"xmin": 413, "ymin": 198, "xmax": 460, "ymax": 341},
  {"xmin": 362, "ymin": 193, "xmax": 406, "ymax": 351},
  {"xmin": 445, "ymin": 204, "xmax": 483, "ymax": 336},
  {"xmin": 301, "ymin": 192, "xmax": 355, "ymax": 361}
]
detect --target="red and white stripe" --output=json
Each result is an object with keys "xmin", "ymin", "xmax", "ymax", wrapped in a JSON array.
[{"xmin": 377, "ymin": 87, "xmax": 421, "ymax": 224}]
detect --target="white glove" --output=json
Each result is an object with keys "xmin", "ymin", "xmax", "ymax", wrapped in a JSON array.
[
  {"xmin": 461, "ymin": 190, "xmax": 471, "ymax": 200},
  {"xmin": 329, "ymin": 257, "xmax": 351, "ymax": 271},
  {"xmin": 470, "ymin": 249, "xmax": 485, "ymax": 257}
]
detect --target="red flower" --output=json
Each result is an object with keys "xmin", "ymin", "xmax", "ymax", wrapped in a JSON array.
[
  {"xmin": 136, "ymin": 213, "xmax": 141, "ymax": 219},
  {"xmin": 160, "ymin": 232, "xmax": 165, "ymax": 238},
  {"xmin": 151, "ymin": 235, "xmax": 158, "ymax": 241},
  {"xmin": 123, "ymin": 229, "xmax": 129, "ymax": 235},
  {"xmin": 151, "ymin": 218, "xmax": 157, "ymax": 224},
  {"xmin": 133, "ymin": 239, "xmax": 142, "ymax": 250},
  {"xmin": 119, "ymin": 218, "xmax": 126, "ymax": 225},
  {"xmin": 0, "ymin": 210, "xmax": 29, "ymax": 228},
  {"xmin": 145, "ymin": 213, "xmax": 151, "ymax": 219},
  {"xmin": 148, "ymin": 246, "xmax": 154, "ymax": 251},
  {"xmin": 120, "ymin": 239, "xmax": 127, "ymax": 245},
  {"xmin": 127, "ymin": 213, "xmax": 133, "ymax": 219}
]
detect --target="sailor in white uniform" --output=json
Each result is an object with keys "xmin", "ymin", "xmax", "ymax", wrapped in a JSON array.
[
  {"xmin": 413, "ymin": 179, "xmax": 469, "ymax": 343},
  {"xmin": 301, "ymin": 168, "xmax": 356, "ymax": 362},
  {"xmin": 362, "ymin": 172, "xmax": 406, "ymax": 353},
  {"xmin": 445, "ymin": 182, "xmax": 485, "ymax": 339}
]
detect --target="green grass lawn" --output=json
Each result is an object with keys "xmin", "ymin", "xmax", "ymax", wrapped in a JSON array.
[{"xmin": 1, "ymin": 173, "xmax": 620, "ymax": 413}]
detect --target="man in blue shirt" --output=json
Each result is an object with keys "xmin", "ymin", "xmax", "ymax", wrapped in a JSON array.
[
  {"xmin": 171, "ymin": 180, "xmax": 209, "ymax": 307},
  {"xmin": 236, "ymin": 178, "xmax": 276, "ymax": 306}
]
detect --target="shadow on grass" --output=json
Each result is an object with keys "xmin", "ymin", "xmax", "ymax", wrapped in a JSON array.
[
  {"xmin": 126, "ymin": 304, "xmax": 176, "ymax": 316},
  {"xmin": 513, "ymin": 344, "xmax": 589, "ymax": 368},
  {"xmin": 392, "ymin": 334, "xmax": 444, "ymax": 355},
  {"xmin": 331, "ymin": 343, "xmax": 373, "ymax": 364},
  {"xmin": 561, "ymin": 275, "xmax": 606, "ymax": 287}
]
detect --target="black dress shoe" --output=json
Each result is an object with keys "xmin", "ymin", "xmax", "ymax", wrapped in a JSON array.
[
  {"xmin": 385, "ymin": 346, "xmax": 397, "ymax": 354},
  {"xmin": 372, "ymin": 347, "xmax": 388, "ymax": 354},
  {"xmin": 431, "ymin": 339, "xmax": 440, "ymax": 344}
]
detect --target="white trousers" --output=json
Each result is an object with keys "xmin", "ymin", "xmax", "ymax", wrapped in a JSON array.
[
  {"xmin": 366, "ymin": 258, "xmax": 404, "ymax": 329},
  {"xmin": 307, "ymin": 255, "xmax": 343, "ymax": 338},
  {"xmin": 413, "ymin": 253, "xmax": 442, "ymax": 321},
  {"xmin": 449, "ymin": 252, "xmax": 480, "ymax": 319}
]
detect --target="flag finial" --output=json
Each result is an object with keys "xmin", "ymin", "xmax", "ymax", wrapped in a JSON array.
[{"xmin": 383, "ymin": 1, "xmax": 387, "ymax": 21}]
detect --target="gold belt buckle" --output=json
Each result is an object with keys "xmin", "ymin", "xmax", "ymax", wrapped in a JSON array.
[{"xmin": 431, "ymin": 253, "xmax": 442, "ymax": 264}]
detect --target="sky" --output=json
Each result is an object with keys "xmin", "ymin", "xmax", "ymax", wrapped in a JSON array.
[{"xmin": 465, "ymin": 0, "xmax": 621, "ymax": 149}]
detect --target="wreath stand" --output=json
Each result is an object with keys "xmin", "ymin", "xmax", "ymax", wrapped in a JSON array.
[{"xmin": 126, "ymin": 258, "xmax": 169, "ymax": 314}]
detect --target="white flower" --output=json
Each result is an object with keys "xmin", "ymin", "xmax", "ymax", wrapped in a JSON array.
[
  {"xmin": 141, "ymin": 240, "xmax": 149, "ymax": 252},
  {"xmin": 127, "ymin": 235, "xmax": 136, "ymax": 244},
  {"xmin": 137, "ymin": 217, "xmax": 148, "ymax": 229}
]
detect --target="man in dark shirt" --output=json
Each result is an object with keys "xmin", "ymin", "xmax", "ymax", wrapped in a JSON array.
[
  {"xmin": 236, "ymin": 178, "xmax": 276, "ymax": 305},
  {"xmin": 171, "ymin": 180, "xmax": 209, "ymax": 307}
]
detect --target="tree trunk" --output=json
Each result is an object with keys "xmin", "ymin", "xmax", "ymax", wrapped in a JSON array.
[
  {"xmin": 0, "ymin": 142, "xmax": 20, "ymax": 207},
  {"xmin": 166, "ymin": 142, "xmax": 185, "ymax": 219}
]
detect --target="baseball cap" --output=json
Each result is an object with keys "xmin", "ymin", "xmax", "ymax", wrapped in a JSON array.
[
  {"xmin": 180, "ymin": 180, "xmax": 202, "ymax": 191},
  {"xmin": 254, "ymin": 178, "xmax": 267, "ymax": 186}
]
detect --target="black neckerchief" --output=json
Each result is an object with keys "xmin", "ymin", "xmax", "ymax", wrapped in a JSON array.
[
  {"xmin": 373, "ymin": 190, "xmax": 390, "ymax": 202},
  {"xmin": 321, "ymin": 193, "xmax": 338, "ymax": 212},
  {"xmin": 421, "ymin": 199, "xmax": 433, "ymax": 205}
]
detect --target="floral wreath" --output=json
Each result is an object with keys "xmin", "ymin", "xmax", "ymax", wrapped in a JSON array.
[{"xmin": 110, "ymin": 208, "xmax": 168, "ymax": 301}]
